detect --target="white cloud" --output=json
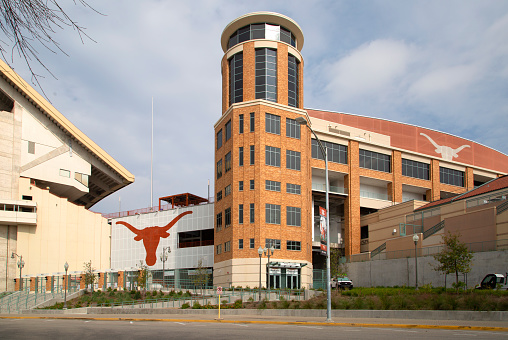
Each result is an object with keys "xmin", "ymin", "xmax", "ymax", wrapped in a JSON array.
[
  {"xmin": 323, "ymin": 39, "xmax": 414, "ymax": 100},
  {"xmin": 409, "ymin": 64, "xmax": 479, "ymax": 99}
]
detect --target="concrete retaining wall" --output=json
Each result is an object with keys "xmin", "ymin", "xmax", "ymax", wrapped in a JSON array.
[
  {"xmin": 20, "ymin": 307, "xmax": 508, "ymax": 321},
  {"xmin": 347, "ymin": 250, "xmax": 508, "ymax": 288}
]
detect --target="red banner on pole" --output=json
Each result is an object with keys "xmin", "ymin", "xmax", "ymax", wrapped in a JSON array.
[{"xmin": 319, "ymin": 206, "xmax": 327, "ymax": 254}]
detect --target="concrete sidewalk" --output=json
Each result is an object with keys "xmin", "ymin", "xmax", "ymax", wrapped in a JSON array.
[{"xmin": 1, "ymin": 310, "xmax": 507, "ymax": 332}]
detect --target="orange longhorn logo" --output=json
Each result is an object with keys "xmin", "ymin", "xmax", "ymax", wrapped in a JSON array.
[{"xmin": 116, "ymin": 211, "xmax": 192, "ymax": 266}]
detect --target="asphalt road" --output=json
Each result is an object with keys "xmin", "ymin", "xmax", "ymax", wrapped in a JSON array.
[{"xmin": 0, "ymin": 319, "xmax": 506, "ymax": 340}]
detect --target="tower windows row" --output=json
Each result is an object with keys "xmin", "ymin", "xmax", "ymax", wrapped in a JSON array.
[
  {"xmin": 227, "ymin": 23, "xmax": 297, "ymax": 50},
  {"xmin": 228, "ymin": 51, "xmax": 300, "ymax": 107}
]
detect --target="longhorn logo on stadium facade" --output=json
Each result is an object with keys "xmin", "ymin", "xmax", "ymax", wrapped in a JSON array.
[
  {"xmin": 116, "ymin": 211, "xmax": 192, "ymax": 266},
  {"xmin": 420, "ymin": 133, "xmax": 470, "ymax": 161}
]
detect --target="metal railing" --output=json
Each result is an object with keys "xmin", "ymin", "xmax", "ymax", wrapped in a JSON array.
[
  {"xmin": 95, "ymin": 288, "xmax": 304, "ymax": 309},
  {"xmin": 312, "ymin": 183, "xmax": 348, "ymax": 195},
  {"xmin": 370, "ymin": 242, "xmax": 386, "ymax": 258},
  {"xmin": 360, "ymin": 190, "xmax": 392, "ymax": 201},
  {"xmin": 497, "ymin": 200, "xmax": 508, "ymax": 215},
  {"xmin": 423, "ymin": 220, "xmax": 445, "ymax": 239},
  {"xmin": 0, "ymin": 286, "xmax": 79, "ymax": 314},
  {"xmin": 358, "ymin": 238, "xmax": 508, "ymax": 262}
]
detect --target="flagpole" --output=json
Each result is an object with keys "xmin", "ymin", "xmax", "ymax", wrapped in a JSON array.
[{"xmin": 151, "ymin": 97, "xmax": 154, "ymax": 209}]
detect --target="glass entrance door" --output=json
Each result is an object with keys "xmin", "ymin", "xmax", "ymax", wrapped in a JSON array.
[
  {"xmin": 285, "ymin": 269, "xmax": 300, "ymax": 289},
  {"xmin": 269, "ymin": 268, "xmax": 281, "ymax": 289}
]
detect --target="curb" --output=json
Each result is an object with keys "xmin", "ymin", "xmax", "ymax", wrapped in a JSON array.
[{"xmin": 1, "ymin": 315, "xmax": 507, "ymax": 332}]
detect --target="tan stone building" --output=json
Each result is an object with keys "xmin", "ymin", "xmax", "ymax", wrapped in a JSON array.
[
  {"xmin": 214, "ymin": 12, "xmax": 508, "ymax": 289},
  {"xmin": 362, "ymin": 175, "xmax": 508, "ymax": 261},
  {"xmin": 0, "ymin": 59, "xmax": 134, "ymax": 292}
]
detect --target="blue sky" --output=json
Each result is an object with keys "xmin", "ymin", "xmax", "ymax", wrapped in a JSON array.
[{"xmin": 4, "ymin": 1, "xmax": 508, "ymax": 213}]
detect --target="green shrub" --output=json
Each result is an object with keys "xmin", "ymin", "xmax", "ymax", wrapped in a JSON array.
[
  {"xmin": 181, "ymin": 303, "xmax": 190, "ymax": 309},
  {"xmin": 258, "ymin": 299, "xmax": 267, "ymax": 309},
  {"xmin": 233, "ymin": 299, "xmax": 243, "ymax": 309},
  {"xmin": 192, "ymin": 301, "xmax": 201, "ymax": 309}
]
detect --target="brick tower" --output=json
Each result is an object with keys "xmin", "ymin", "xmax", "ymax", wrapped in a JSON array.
[{"xmin": 214, "ymin": 12, "xmax": 312, "ymax": 289}]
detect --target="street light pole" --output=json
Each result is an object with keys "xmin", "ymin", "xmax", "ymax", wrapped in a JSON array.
[
  {"xmin": 159, "ymin": 246, "xmax": 171, "ymax": 289},
  {"xmin": 64, "ymin": 262, "xmax": 69, "ymax": 309},
  {"xmin": 413, "ymin": 234, "xmax": 419, "ymax": 290},
  {"xmin": 264, "ymin": 246, "xmax": 275, "ymax": 296},
  {"xmin": 258, "ymin": 246, "xmax": 264, "ymax": 301},
  {"xmin": 296, "ymin": 116, "xmax": 332, "ymax": 322},
  {"xmin": 11, "ymin": 253, "xmax": 24, "ymax": 291}
]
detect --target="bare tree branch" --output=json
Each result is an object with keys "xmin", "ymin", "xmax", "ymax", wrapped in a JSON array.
[{"xmin": 0, "ymin": 0, "xmax": 102, "ymax": 97}]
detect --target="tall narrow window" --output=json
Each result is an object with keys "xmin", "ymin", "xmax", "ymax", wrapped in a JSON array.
[
  {"xmin": 239, "ymin": 204, "xmax": 244, "ymax": 224},
  {"xmin": 239, "ymin": 181, "xmax": 244, "ymax": 191},
  {"xmin": 225, "ymin": 120, "xmax": 232, "ymax": 141},
  {"xmin": 250, "ymin": 145, "xmax": 255, "ymax": 165},
  {"xmin": 250, "ymin": 112, "xmax": 255, "ymax": 132},
  {"xmin": 250, "ymin": 203, "xmax": 255, "ymax": 223},
  {"xmin": 229, "ymin": 53, "xmax": 243, "ymax": 105},
  {"xmin": 216, "ymin": 159, "xmax": 222, "ymax": 179},
  {"xmin": 239, "ymin": 114, "xmax": 244, "ymax": 134},
  {"xmin": 239, "ymin": 147, "xmax": 244, "ymax": 166},
  {"xmin": 216, "ymin": 129, "xmax": 222, "ymax": 149},
  {"xmin": 255, "ymin": 48, "xmax": 277, "ymax": 102},
  {"xmin": 225, "ymin": 208, "xmax": 231, "ymax": 227},
  {"xmin": 225, "ymin": 152, "xmax": 231, "ymax": 173},
  {"xmin": 288, "ymin": 54, "xmax": 299, "ymax": 107}
]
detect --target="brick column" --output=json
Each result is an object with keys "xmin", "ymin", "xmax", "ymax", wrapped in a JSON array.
[
  {"xmin": 390, "ymin": 151, "xmax": 402, "ymax": 203},
  {"xmin": 345, "ymin": 140, "xmax": 361, "ymax": 256},
  {"xmin": 429, "ymin": 159, "xmax": 441, "ymax": 201},
  {"xmin": 465, "ymin": 167, "xmax": 474, "ymax": 190},
  {"xmin": 46, "ymin": 276, "xmax": 52, "ymax": 292},
  {"xmin": 243, "ymin": 41, "xmax": 255, "ymax": 102},
  {"xmin": 14, "ymin": 278, "xmax": 19, "ymax": 291},
  {"xmin": 277, "ymin": 43, "xmax": 289, "ymax": 106},
  {"xmin": 118, "ymin": 271, "xmax": 124, "ymax": 290},
  {"xmin": 98, "ymin": 272, "xmax": 105, "ymax": 290},
  {"xmin": 80, "ymin": 274, "xmax": 86, "ymax": 289},
  {"xmin": 29, "ymin": 277, "xmax": 36, "ymax": 291}
]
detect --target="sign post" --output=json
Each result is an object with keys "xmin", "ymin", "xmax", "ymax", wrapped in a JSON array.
[{"xmin": 216, "ymin": 286, "xmax": 223, "ymax": 320}]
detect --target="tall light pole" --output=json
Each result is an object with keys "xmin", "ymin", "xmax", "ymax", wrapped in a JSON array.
[
  {"xmin": 11, "ymin": 253, "xmax": 24, "ymax": 291},
  {"xmin": 264, "ymin": 246, "xmax": 275, "ymax": 295},
  {"xmin": 258, "ymin": 246, "xmax": 264, "ymax": 301},
  {"xmin": 413, "ymin": 234, "xmax": 419, "ymax": 290},
  {"xmin": 159, "ymin": 246, "xmax": 171, "ymax": 289},
  {"xmin": 296, "ymin": 116, "xmax": 332, "ymax": 322},
  {"xmin": 64, "ymin": 262, "xmax": 69, "ymax": 309}
]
